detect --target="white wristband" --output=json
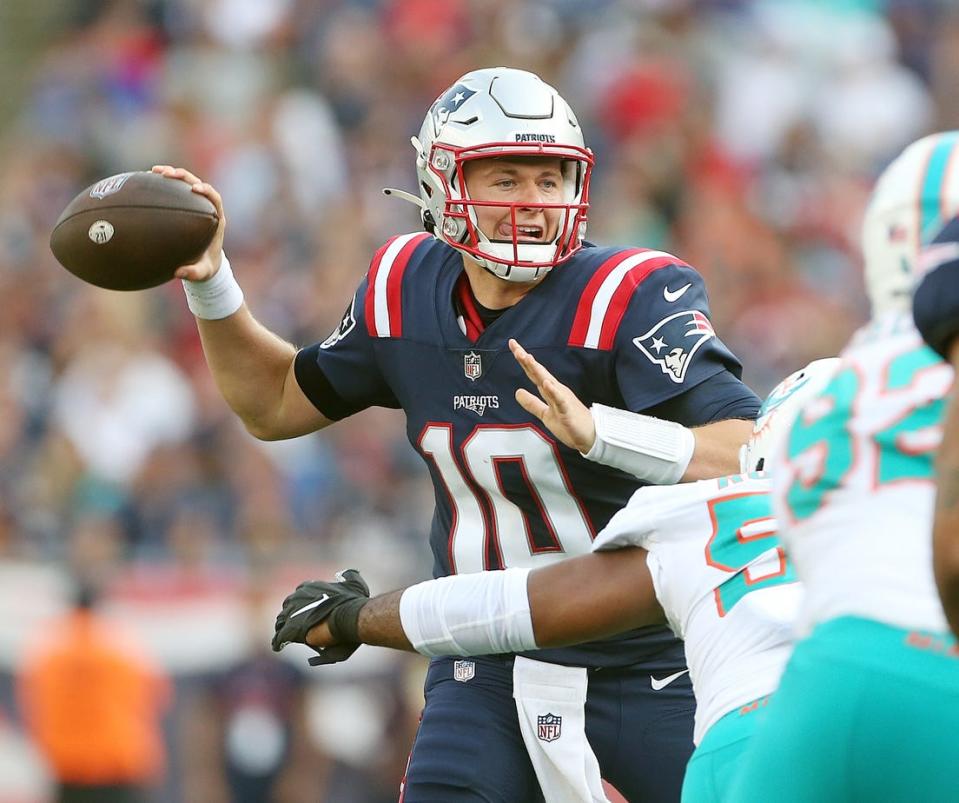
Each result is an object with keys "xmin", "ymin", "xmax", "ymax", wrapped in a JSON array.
[
  {"xmin": 399, "ymin": 568, "xmax": 537, "ymax": 658},
  {"xmin": 584, "ymin": 403, "xmax": 695, "ymax": 485},
  {"xmin": 181, "ymin": 254, "xmax": 244, "ymax": 320}
]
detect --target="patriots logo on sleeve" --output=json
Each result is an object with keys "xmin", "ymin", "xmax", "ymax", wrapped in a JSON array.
[
  {"xmin": 633, "ymin": 310, "xmax": 716, "ymax": 383},
  {"xmin": 320, "ymin": 293, "xmax": 357, "ymax": 349},
  {"xmin": 431, "ymin": 84, "xmax": 476, "ymax": 129}
]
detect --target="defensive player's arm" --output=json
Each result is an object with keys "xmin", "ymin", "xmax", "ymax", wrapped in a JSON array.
[
  {"xmin": 304, "ymin": 548, "xmax": 663, "ymax": 655},
  {"xmin": 933, "ymin": 341, "xmax": 959, "ymax": 638},
  {"xmin": 913, "ymin": 220, "xmax": 959, "ymax": 637},
  {"xmin": 155, "ymin": 166, "xmax": 332, "ymax": 440},
  {"xmin": 511, "ymin": 339, "xmax": 751, "ymax": 482}
]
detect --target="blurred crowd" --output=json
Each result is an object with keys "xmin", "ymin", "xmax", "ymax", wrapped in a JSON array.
[{"xmin": 0, "ymin": 0, "xmax": 956, "ymax": 800}]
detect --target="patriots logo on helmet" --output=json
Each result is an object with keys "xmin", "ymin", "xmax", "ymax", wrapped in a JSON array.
[
  {"xmin": 633, "ymin": 310, "xmax": 715, "ymax": 383},
  {"xmin": 431, "ymin": 84, "xmax": 477, "ymax": 130}
]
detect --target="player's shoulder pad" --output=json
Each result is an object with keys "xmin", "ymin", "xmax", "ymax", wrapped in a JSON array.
[
  {"xmin": 594, "ymin": 473, "xmax": 771, "ymax": 551},
  {"xmin": 633, "ymin": 473, "xmax": 770, "ymax": 514},
  {"xmin": 567, "ymin": 247, "xmax": 697, "ymax": 350},
  {"xmin": 364, "ymin": 232, "xmax": 435, "ymax": 338}
]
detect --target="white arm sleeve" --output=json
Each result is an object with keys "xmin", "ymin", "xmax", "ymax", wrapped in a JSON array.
[
  {"xmin": 584, "ymin": 403, "xmax": 695, "ymax": 485},
  {"xmin": 399, "ymin": 568, "xmax": 537, "ymax": 658}
]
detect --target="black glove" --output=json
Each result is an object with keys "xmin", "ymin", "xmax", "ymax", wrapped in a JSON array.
[{"xmin": 272, "ymin": 569, "xmax": 370, "ymax": 666}]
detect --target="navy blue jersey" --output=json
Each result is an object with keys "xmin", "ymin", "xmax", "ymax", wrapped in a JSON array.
[
  {"xmin": 914, "ymin": 215, "xmax": 959, "ymax": 359},
  {"xmin": 296, "ymin": 233, "xmax": 760, "ymax": 667}
]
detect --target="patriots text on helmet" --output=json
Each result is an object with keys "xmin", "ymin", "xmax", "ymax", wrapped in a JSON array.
[{"xmin": 514, "ymin": 133, "xmax": 557, "ymax": 143}]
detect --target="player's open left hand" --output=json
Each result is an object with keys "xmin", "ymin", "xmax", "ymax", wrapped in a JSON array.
[
  {"xmin": 272, "ymin": 569, "xmax": 370, "ymax": 666},
  {"xmin": 510, "ymin": 339, "xmax": 596, "ymax": 454},
  {"xmin": 151, "ymin": 165, "xmax": 226, "ymax": 282}
]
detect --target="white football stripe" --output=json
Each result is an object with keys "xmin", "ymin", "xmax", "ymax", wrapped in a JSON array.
[
  {"xmin": 373, "ymin": 233, "xmax": 422, "ymax": 337},
  {"xmin": 583, "ymin": 250, "xmax": 673, "ymax": 349}
]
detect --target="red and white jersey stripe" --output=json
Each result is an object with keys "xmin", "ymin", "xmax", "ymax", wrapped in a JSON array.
[
  {"xmin": 365, "ymin": 232, "xmax": 432, "ymax": 338},
  {"xmin": 568, "ymin": 249, "xmax": 688, "ymax": 350}
]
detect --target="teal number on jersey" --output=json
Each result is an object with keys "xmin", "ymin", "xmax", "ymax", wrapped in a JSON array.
[
  {"xmin": 876, "ymin": 347, "xmax": 945, "ymax": 484},
  {"xmin": 786, "ymin": 345, "xmax": 945, "ymax": 522},
  {"xmin": 705, "ymin": 492, "xmax": 796, "ymax": 616},
  {"xmin": 785, "ymin": 367, "xmax": 858, "ymax": 522}
]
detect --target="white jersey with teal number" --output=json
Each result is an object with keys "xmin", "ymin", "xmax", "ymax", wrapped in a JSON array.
[
  {"xmin": 772, "ymin": 313, "xmax": 952, "ymax": 635},
  {"xmin": 593, "ymin": 474, "xmax": 801, "ymax": 744}
]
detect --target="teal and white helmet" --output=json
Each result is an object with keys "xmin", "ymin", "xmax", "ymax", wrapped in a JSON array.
[
  {"xmin": 741, "ymin": 358, "xmax": 842, "ymax": 474},
  {"xmin": 862, "ymin": 131, "xmax": 959, "ymax": 316},
  {"xmin": 410, "ymin": 67, "xmax": 594, "ymax": 283}
]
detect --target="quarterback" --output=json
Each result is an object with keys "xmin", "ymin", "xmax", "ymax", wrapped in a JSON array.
[{"xmin": 160, "ymin": 67, "xmax": 759, "ymax": 801}]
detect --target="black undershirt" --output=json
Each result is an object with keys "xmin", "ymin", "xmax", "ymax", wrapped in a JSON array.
[{"xmin": 474, "ymin": 299, "xmax": 507, "ymax": 327}]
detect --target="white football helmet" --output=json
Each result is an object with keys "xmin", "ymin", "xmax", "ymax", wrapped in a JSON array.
[
  {"xmin": 740, "ymin": 358, "xmax": 842, "ymax": 474},
  {"xmin": 408, "ymin": 67, "xmax": 593, "ymax": 283},
  {"xmin": 862, "ymin": 131, "xmax": 959, "ymax": 316}
]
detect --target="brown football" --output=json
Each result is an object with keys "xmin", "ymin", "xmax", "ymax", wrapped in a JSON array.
[{"xmin": 50, "ymin": 171, "xmax": 218, "ymax": 291}]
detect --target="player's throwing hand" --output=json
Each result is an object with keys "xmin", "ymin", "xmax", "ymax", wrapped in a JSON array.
[
  {"xmin": 510, "ymin": 339, "xmax": 596, "ymax": 454},
  {"xmin": 150, "ymin": 165, "xmax": 226, "ymax": 282}
]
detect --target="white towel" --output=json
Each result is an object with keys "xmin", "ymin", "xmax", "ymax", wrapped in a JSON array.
[{"xmin": 512, "ymin": 656, "xmax": 610, "ymax": 803}]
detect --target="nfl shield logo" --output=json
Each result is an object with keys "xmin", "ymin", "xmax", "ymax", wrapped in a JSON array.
[
  {"xmin": 464, "ymin": 351, "xmax": 482, "ymax": 382},
  {"xmin": 537, "ymin": 713, "xmax": 562, "ymax": 742},
  {"xmin": 89, "ymin": 172, "xmax": 135, "ymax": 199},
  {"xmin": 453, "ymin": 660, "xmax": 475, "ymax": 683}
]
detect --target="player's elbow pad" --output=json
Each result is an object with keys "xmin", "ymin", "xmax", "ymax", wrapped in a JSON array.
[{"xmin": 399, "ymin": 568, "xmax": 537, "ymax": 658}]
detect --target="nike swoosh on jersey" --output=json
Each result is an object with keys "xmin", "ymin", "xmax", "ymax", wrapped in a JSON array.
[
  {"xmin": 289, "ymin": 594, "xmax": 330, "ymax": 618},
  {"xmin": 650, "ymin": 669, "xmax": 689, "ymax": 690},
  {"xmin": 663, "ymin": 283, "xmax": 692, "ymax": 302}
]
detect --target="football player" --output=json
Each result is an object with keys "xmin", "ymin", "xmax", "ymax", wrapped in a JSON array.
[
  {"xmin": 726, "ymin": 132, "xmax": 959, "ymax": 802},
  {"xmin": 272, "ymin": 358, "xmax": 838, "ymax": 803},
  {"xmin": 158, "ymin": 67, "xmax": 760, "ymax": 801},
  {"xmin": 913, "ymin": 214, "xmax": 959, "ymax": 638}
]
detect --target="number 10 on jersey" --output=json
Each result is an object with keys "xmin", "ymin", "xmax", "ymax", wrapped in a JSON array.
[{"xmin": 419, "ymin": 424, "xmax": 596, "ymax": 573}]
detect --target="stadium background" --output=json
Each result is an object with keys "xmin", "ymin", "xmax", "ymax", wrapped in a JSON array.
[{"xmin": 0, "ymin": 0, "xmax": 954, "ymax": 800}]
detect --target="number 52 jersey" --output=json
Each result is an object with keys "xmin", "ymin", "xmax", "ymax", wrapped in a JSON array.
[
  {"xmin": 295, "ymin": 234, "xmax": 760, "ymax": 666},
  {"xmin": 773, "ymin": 314, "xmax": 953, "ymax": 636}
]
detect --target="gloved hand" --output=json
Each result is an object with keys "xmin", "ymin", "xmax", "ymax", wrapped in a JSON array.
[{"xmin": 272, "ymin": 569, "xmax": 370, "ymax": 666}]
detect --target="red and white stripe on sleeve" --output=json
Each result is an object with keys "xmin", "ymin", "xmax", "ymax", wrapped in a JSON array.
[
  {"xmin": 364, "ymin": 232, "xmax": 432, "ymax": 338},
  {"xmin": 568, "ymin": 249, "xmax": 687, "ymax": 350}
]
